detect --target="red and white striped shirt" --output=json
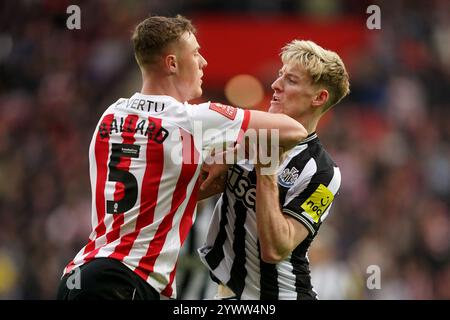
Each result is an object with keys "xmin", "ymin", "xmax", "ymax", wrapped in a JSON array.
[{"xmin": 63, "ymin": 93, "xmax": 250, "ymax": 298}]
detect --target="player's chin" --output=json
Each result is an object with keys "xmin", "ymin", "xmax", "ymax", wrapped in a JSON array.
[
  {"xmin": 194, "ymin": 87, "xmax": 203, "ymax": 99},
  {"xmin": 268, "ymin": 103, "xmax": 283, "ymax": 114}
]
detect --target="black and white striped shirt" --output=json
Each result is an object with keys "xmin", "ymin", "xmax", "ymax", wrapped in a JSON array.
[{"xmin": 198, "ymin": 133, "xmax": 341, "ymax": 299}]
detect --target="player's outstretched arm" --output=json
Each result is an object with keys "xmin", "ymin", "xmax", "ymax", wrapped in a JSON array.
[
  {"xmin": 196, "ymin": 109, "xmax": 307, "ymax": 201},
  {"xmin": 247, "ymin": 110, "xmax": 307, "ymax": 151}
]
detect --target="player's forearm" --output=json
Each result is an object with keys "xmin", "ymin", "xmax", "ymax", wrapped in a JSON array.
[
  {"xmin": 272, "ymin": 114, "xmax": 307, "ymax": 150},
  {"xmin": 255, "ymin": 173, "xmax": 295, "ymax": 263},
  {"xmin": 247, "ymin": 111, "xmax": 307, "ymax": 151}
]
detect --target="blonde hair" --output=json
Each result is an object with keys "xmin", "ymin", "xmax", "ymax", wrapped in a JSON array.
[{"xmin": 281, "ymin": 40, "xmax": 350, "ymax": 112}]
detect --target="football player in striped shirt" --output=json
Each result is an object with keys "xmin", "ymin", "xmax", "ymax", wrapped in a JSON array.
[
  {"xmin": 56, "ymin": 16, "xmax": 306, "ymax": 300},
  {"xmin": 198, "ymin": 40, "xmax": 350, "ymax": 299}
]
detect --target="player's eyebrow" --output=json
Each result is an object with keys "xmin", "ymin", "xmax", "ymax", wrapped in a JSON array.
[
  {"xmin": 278, "ymin": 69, "xmax": 299, "ymax": 78},
  {"xmin": 280, "ymin": 70, "xmax": 300, "ymax": 81},
  {"xmin": 286, "ymin": 72, "xmax": 299, "ymax": 79}
]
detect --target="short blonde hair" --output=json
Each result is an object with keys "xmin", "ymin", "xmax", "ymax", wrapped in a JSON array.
[{"xmin": 281, "ymin": 40, "xmax": 350, "ymax": 111}]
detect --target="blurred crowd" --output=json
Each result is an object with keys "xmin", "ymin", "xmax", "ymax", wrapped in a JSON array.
[{"xmin": 0, "ymin": 0, "xmax": 448, "ymax": 299}]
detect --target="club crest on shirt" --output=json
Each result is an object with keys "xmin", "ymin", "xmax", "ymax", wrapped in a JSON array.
[
  {"xmin": 278, "ymin": 166, "xmax": 299, "ymax": 187},
  {"xmin": 209, "ymin": 102, "xmax": 237, "ymax": 120}
]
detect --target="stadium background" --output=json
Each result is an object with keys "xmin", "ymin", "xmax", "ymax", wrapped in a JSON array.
[{"xmin": 0, "ymin": 0, "xmax": 449, "ymax": 299}]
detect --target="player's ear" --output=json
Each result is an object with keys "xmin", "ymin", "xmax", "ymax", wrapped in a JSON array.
[
  {"xmin": 312, "ymin": 89, "xmax": 329, "ymax": 108},
  {"xmin": 165, "ymin": 54, "xmax": 177, "ymax": 74}
]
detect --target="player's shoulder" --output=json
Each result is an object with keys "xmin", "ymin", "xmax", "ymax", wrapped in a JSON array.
[
  {"xmin": 186, "ymin": 101, "xmax": 243, "ymax": 120},
  {"xmin": 312, "ymin": 141, "xmax": 338, "ymax": 172},
  {"xmin": 183, "ymin": 100, "xmax": 211, "ymax": 111},
  {"xmin": 284, "ymin": 137, "xmax": 337, "ymax": 176},
  {"xmin": 185, "ymin": 100, "xmax": 237, "ymax": 111},
  {"xmin": 302, "ymin": 136, "xmax": 337, "ymax": 166}
]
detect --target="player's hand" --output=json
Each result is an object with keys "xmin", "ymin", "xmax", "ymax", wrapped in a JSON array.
[{"xmin": 199, "ymin": 162, "xmax": 229, "ymax": 192}]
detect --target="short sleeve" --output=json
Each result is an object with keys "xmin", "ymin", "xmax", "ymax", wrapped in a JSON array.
[
  {"xmin": 185, "ymin": 102, "xmax": 250, "ymax": 152},
  {"xmin": 282, "ymin": 166, "xmax": 341, "ymax": 236}
]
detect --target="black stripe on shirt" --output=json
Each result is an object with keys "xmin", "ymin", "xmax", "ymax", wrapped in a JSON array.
[
  {"xmin": 258, "ymin": 241, "xmax": 279, "ymax": 300},
  {"xmin": 291, "ymin": 243, "xmax": 317, "ymax": 300},
  {"xmin": 204, "ymin": 192, "xmax": 231, "ymax": 270},
  {"xmin": 226, "ymin": 199, "xmax": 248, "ymax": 298}
]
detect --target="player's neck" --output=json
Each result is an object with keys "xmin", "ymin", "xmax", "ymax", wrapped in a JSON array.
[
  {"xmin": 296, "ymin": 114, "xmax": 319, "ymax": 135},
  {"xmin": 140, "ymin": 71, "xmax": 184, "ymax": 102}
]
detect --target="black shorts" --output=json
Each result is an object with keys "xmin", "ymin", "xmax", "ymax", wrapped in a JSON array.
[{"xmin": 57, "ymin": 258, "xmax": 160, "ymax": 300}]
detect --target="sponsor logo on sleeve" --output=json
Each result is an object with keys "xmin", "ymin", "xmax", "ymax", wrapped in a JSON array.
[
  {"xmin": 300, "ymin": 184, "xmax": 334, "ymax": 223},
  {"xmin": 209, "ymin": 103, "xmax": 237, "ymax": 120}
]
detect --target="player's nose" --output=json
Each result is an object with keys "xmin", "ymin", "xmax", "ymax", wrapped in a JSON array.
[
  {"xmin": 200, "ymin": 54, "xmax": 208, "ymax": 69},
  {"xmin": 271, "ymin": 77, "xmax": 282, "ymax": 92}
]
